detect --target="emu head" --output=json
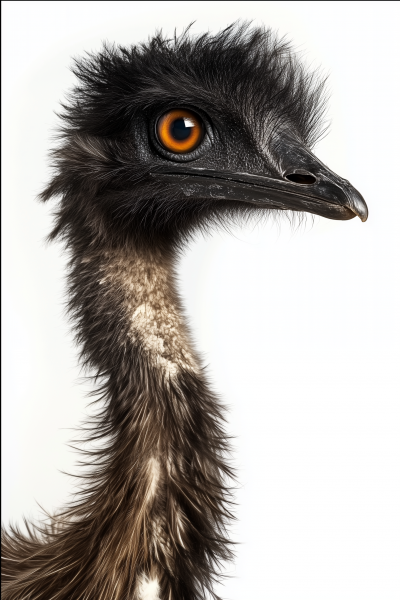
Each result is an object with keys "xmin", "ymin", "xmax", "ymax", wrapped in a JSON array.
[{"xmin": 43, "ymin": 25, "xmax": 367, "ymax": 249}]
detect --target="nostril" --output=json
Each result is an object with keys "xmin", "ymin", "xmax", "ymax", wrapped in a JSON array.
[{"xmin": 286, "ymin": 172, "xmax": 317, "ymax": 185}]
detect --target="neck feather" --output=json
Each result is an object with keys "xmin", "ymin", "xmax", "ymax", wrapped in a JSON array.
[{"xmin": 72, "ymin": 243, "xmax": 201, "ymax": 391}]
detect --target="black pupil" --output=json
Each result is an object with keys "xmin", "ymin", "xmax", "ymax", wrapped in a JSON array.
[{"xmin": 170, "ymin": 118, "xmax": 194, "ymax": 140}]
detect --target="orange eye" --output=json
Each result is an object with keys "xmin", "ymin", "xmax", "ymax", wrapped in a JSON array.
[{"xmin": 156, "ymin": 109, "xmax": 204, "ymax": 154}]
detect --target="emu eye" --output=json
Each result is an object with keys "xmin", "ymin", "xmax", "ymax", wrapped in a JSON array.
[{"xmin": 156, "ymin": 109, "xmax": 204, "ymax": 154}]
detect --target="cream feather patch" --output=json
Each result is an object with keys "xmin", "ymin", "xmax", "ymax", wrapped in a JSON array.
[{"xmin": 99, "ymin": 249, "xmax": 198, "ymax": 377}]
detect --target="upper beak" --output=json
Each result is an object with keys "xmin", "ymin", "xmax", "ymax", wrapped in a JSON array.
[{"xmin": 149, "ymin": 132, "xmax": 368, "ymax": 222}]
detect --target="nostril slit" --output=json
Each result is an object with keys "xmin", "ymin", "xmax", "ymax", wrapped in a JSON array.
[{"xmin": 286, "ymin": 173, "xmax": 316, "ymax": 185}]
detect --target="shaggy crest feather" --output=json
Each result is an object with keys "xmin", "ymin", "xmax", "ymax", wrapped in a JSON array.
[{"xmin": 2, "ymin": 23, "xmax": 342, "ymax": 600}]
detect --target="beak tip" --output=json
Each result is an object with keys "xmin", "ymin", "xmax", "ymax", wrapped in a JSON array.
[
  {"xmin": 349, "ymin": 189, "xmax": 368, "ymax": 222},
  {"xmin": 356, "ymin": 201, "xmax": 368, "ymax": 223}
]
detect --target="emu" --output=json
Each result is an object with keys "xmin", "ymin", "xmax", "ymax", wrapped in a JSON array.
[{"xmin": 2, "ymin": 24, "xmax": 367, "ymax": 600}]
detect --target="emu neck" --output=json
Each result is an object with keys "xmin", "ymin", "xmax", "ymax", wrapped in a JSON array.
[{"xmin": 2, "ymin": 242, "xmax": 231, "ymax": 600}]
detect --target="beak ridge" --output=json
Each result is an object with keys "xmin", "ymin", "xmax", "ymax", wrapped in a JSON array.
[{"xmin": 272, "ymin": 132, "xmax": 368, "ymax": 222}]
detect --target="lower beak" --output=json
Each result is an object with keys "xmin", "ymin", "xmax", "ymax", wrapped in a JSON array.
[{"xmin": 149, "ymin": 134, "xmax": 368, "ymax": 222}]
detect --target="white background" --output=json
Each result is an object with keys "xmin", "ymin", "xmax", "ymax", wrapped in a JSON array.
[{"xmin": 2, "ymin": 2, "xmax": 400, "ymax": 599}]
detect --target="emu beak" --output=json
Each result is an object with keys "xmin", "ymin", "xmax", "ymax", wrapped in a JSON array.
[{"xmin": 150, "ymin": 132, "xmax": 368, "ymax": 222}]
